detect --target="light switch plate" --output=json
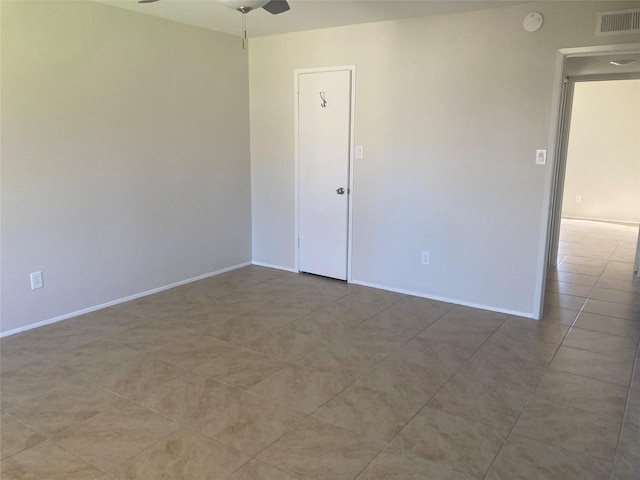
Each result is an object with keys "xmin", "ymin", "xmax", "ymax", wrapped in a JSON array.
[
  {"xmin": 355, "ymin": 146, "xmax": 364, "ymax": 159},
  {"xmin": 535, "ymin": 149, "xmax": 547, "ymax": 165}
]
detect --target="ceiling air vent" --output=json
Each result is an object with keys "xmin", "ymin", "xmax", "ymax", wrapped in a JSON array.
[{"xmin": 596, "ymin": 8, "xmax": 640, "ymax": 36}]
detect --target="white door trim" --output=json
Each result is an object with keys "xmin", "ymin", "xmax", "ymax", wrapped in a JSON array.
[
  {"xmin": 294, "ymin": 65, "xmax": 356, "ymax": 280},
  {"xmin": 534, "ymin": 43, "xmax": 640, "ymax": 319}
]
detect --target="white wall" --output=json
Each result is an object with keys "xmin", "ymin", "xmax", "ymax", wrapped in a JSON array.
[
  {"xmin": 562, "ymin": 80, "xmax": 640, "ymax": 224},
  {"xmin": 249, "ymin": 1, "xmax": 640, "ymax": 317},
  {"xmin": 1, "ymin": 1, "xmax": 252, "ymax": 334}
]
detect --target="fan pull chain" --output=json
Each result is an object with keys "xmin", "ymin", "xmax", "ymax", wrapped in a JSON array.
[{"xmin": 242, "ymin": 13, "xmax": 247, "ymax": 50}]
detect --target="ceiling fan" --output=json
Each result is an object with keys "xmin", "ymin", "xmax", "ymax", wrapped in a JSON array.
[
  {"xmin": 137, "ymin": 0, "xmax": 290, "ymax": 46},
  {"xmin": 138, "ymin": 0, "xmax": 290, "ymax": 16}
]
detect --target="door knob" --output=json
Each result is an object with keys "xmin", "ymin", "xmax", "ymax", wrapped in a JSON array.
[{"xmin": 336, "ymin": 188, "xmax": 345, "ymax": 195}]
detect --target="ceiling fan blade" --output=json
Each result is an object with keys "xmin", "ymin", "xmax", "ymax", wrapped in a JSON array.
[
  {"xmin": 262, "ymin": 0, "xmax": 289, "ymax": 14},
  {"xmin": 138, "ymin": 0, "xmax": 160, "ymax": 3}
]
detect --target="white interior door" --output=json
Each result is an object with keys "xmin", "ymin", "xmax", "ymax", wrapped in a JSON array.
[{"xmin": 298, "ymin": 69, "xmax": 352, "ymax": 280}]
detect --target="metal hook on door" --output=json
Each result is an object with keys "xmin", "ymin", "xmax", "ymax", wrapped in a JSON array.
[{"xmin": 319, "ymin": 92, "xmax": 327, "ymax": 108}]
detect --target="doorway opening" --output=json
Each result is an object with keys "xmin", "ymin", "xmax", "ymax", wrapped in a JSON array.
[{"xmin": 540, "ymin": 44, "xmax": 640, "ymax": 320}]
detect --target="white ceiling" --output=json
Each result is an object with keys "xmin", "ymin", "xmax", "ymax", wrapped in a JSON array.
[{"xmin": 97, "ymin": 0, "xmax": 530, "ymax": 38}]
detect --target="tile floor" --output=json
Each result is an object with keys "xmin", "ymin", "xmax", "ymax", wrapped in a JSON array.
[{"xmin": 1, "ymin": 218, "xmax": 638, "ymax": 479}]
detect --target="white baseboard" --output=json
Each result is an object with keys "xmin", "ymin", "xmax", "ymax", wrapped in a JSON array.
[
  {"xmin": 350, "ymin": 278, "xmax": 534, "ymax": 319},
  {"xmin": 562, "ymin": 216, "xmax": 640, "ymax": 226},
  {"xmin": 251, "ymin": 261, "xmax": 298, "ymax": 273},
  {"xmin": 0, "ymin": 262, "xmax": 252, "ymax": 338}
]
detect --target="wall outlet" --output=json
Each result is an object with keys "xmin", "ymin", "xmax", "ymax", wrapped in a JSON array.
[
  {"xmin": 421, "ymin": 251, "xmax": 430, "ymax": 265},
  {"xmin": 30, "ymin": 271, "xmax": 43, "ymax": 290},
  {"xmin": 575, "ymin": 195, "xmax": 582, "ymax": 203}
]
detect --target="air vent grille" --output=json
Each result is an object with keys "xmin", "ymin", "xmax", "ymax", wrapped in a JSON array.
[{"xmin": 597, "ymin": 9, "xmax": 640, "ymax": 36}]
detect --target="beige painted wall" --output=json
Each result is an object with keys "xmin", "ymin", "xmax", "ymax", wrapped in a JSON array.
[
  {"xmin": 249, "ymin": 1, "xmax": 640, "ymax": 316},
  {"xmin": 1, "ymin": 1, "xmax": 251, "ymax": 334},
  {"xmin": 562, "ymin": 80, "xmax": 640, "ymax": 224}
]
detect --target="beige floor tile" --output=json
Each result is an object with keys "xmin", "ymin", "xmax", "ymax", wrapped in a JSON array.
[
  {"xmin": 6, "ymin": 381, "xmax": 122, "ymax": 437},
  {"xmin": 357, "ymin": 356, "xmax": 450, "ymax": 405},
  {"xmin": 292, "ymin": 309, "xmax": 364, "ymax": 342},
  {"xmin": 193, "ymin": 390, "xmax": 305, "ymax": 456},
  {"xmin": 0, "ymin": 413, "xmax": 45, "ymax": 461},
  {"xmin": 550, "ymin": 346, "xmax": 633, "ymax": 386},
  {"xmin": 92, "ymin": 354, "xmax": 186, "ymax": 402},
  {"xmin": 389, "ymin": 406, "xmax": 507, "ymax": 478},
  {"xmin": 549, "ymin": 270, "xmax": 599, "ymax": 287},
  {"xmin": 544, "ymin": 292, "xmax": 588, "ymax": 311},
  {"xmin": 428, "ymin": 371, "xmax": 531, "ymax": 430},
  {"xmin": 198, "ymin": 312, "xmax": 294, "ymax": 347},
  {"xmin": 49, "ymin": 339, "xmax": 141, "ymax": 379},
  {"xmin": 359, "ymin": 304, "xmax": 437, "ymax": 338},
  {"xmin": 145, "ymin": 334, "xmax": 236, "ymax": 370},
  {"xmin": 0, "ymin": 440, "xmax": 103, "ymax": 480},
  {"xmin": 194, "ymin": 349, "xmax": 290, "ymax": 389},
  {"xmin": 486, "ymin": 434, "xmax": 612, "ymax": 480},
  {"xmin": 138, "ymin": 371, "xmax": 239, "ymax": 423},
  {"xmin": 51, "ymin": 397, "xmax": 180, "ymax": 471},
  {"xmin": 110, "ymin": 428, "xmax": 249, "ymax": 480},
  {"xmin": 595, "ymin": 276, "xmax": 640, "ymax": 294},
  {"xmin": 533, "ymin": 370, "xmax": 627, "ymax": 419},
  {"xmin": 355, "ymin": 449, "xmax": 475, "ymax": 480},
  {"xmin": 574, "ymin": 312, "xmax": 640, "ymax": 339},
  {"xmin": 106, "ymin": 323, "xmax": 195, "ymax": 353},
  {"xmin": 320, "ymin": 296, "xmax": 388, "ymax": 323},
  {"xmin": 418, "ymin": 319, "xmax": 494, "ymax": 351},
  {"xmin": 298, "ymin": 339, "xmax": 388, "ymax": 382},
  {"xmin": 270, "ymin": 291, "xmax": 343, "ymax": 311},
  {"xmin": 0, "ymin": 359, "xmax": 79, "ymax": 409},
  {"xmin": 513, "ymin": 399, "xmax": 622, "ymax": 460},
  {"xmin": 395, "ymin": 336, "xmax": 473, "ymax": 373},
  {"xmin": 546, "ymin": 280, "xmax": 593, "ymax": 298},
  {"xmin": 314, "ymin": 384, "xmax": 422, "ymax": 441},
  {"xmin": 438, "ymin": 305, "xmax": 509, "ymax": 331},
  {"xmin": 249, "ymin": 364, "xmax": 350, "ymax": 415},
  {"xmin": 249, "ymin": 325, "xmax": 327, "ymax": 363},
  {"xmin": 539, "ymin": 306, "xmax": 580, "ymax": 325},
  {"xmin": 556, "ymin": 263, "xmax": 604, "ymax": 277},
  {"xmin": 257, "ymin": 417, "xmax": 384, "ymax": 480},
  {"xmin": 457, "ymin": 350, "xmax": 546, "ymax": 394},
  {"xmin": 480, "ymin": 331, "xmax": 558, "ymax": 367},
  {"xmin": 226, "ymin": 459, "xmax": 300, "ymax": 480},
  {"xmin": 582, "ymin": 299, "xmax": 640, "ymax": 321},
  {"xmin": 342, "ymin": 284, "xmax": 406, "ymax": 306},
  {"xmin": 612, "ymin": 421, "xmax": 640, "ymax": 480},
  {"xmin": 562, "ymin": 327, "xmax": 638, "ymax": 360},
  {"xmin": 394, "ymin": 296, "xmax": 454, "ymax": 319},
  {"xmin": 589, "ymin": 287, "xmax": 640, "ymax": 306},
  {"xmin": 498, "ymin": 317, "xmax": 569, "ymax": 345}
]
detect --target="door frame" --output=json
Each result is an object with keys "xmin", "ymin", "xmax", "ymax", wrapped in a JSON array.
[
  {"xmin": 535, "ymin": 43, "xmax": 640, "ymax": 319},
  {"xmin": 294, "ymin": 65, "xmax": 356, "ymax": 280}
]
